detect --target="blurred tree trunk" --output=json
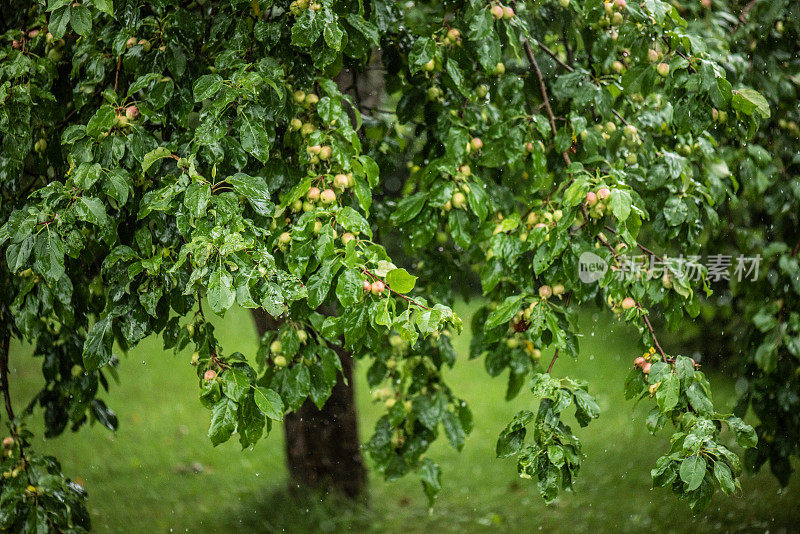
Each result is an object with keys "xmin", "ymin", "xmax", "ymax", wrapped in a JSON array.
[
  {"xmin": 247, "ymin": 58, "xmax": 382, "ymax": 499},
  {"xmin": 250, "ymin": 309, "xmax": 367, "ymax": 499}
]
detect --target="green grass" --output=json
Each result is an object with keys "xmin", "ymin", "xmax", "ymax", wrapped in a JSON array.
[{"xmin": 8, "ymin": 304, "xmax": 800, "ymax": 533}]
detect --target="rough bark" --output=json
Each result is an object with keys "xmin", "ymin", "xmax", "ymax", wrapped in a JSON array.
[{"xmin": 250, "ymin": 309, "xmax": 367, "ymax": 499}]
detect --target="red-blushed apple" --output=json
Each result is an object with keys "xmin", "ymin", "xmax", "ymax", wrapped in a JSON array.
[
  {"xmin": 621, "ymin": 297, "xmax": 636, "ymax": 310},
  {"xmin": 204, "ymin": 369, "xmax": 217, "ymax": 380},
  {"xmin": 634, "ymin": 356, "xmax": 645, "ymax": 367},
  {"xmin": 585, "ymin": 191, "xmax": 598, "ymax": 206},
  {"xmin": 371, "ymin": 280, "xmax": 386, "ymax": 295}
]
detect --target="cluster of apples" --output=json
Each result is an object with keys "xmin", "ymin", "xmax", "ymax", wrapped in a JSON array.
[
  {"xmin": 363, "ymin": 278, "xmax": 386, "ymax": 296},
  {"xmin": 633, "ymin": 347, "xmax": 657, "ymax": 374},
  {"xmin": 584, "ymin": 185, "xmax": 614, "ymax": 220},
  {"xmin": 490, "ymin": 3, "xmax": 515, "ymax": 20},
  {"xmin": 598, "ymin": 0, "xmax": 627, "ymax": 28},
  {"xmin": 609, "ymin": 296, "xmax": 637, "ymax": 314},
  {"xmin": 114, "ymin": 105, "xmax": 140, "ymax": 129},
  {"xmin": 125, "ymin": 36, "xmax": 164, "ymax": 53},
  {"xmin": 646, "ymin": 47, "xmax": 671, "ymax": 78},
  {"xmin": 523, "ymin": 206, "xmax": 563, "ymax": 242},
  {"xmin": 288, "ymin": 0, "xmax": 321, "ymax": 15}
]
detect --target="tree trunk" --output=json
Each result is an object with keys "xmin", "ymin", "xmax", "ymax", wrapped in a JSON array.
[{"xmin": 250, "ymin": 309, "xmax": 367, "ymax": 499}]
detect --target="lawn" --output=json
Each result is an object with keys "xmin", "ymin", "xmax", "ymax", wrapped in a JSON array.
[{"xmin": 8, "ymin": 303, "xmax": 800, "ymax": 533}]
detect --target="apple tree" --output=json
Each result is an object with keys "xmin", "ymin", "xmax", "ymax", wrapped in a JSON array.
[{"xmin": 0, "ymin": 0, "xmax": 776, "ymax": 530}]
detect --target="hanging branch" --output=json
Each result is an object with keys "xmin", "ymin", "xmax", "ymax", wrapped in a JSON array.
[{"xmin": 522, "ymin": 39, "xmax": 572, "ymax": 167}]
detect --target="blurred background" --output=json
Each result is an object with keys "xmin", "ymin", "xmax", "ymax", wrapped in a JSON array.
[{"xmin": 8, "ymin": 303, "xmax": 800, "ymax": 533}]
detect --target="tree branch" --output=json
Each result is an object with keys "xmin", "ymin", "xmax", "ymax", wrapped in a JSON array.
[{"xmin": 523, "ymin": 39, "xmax": 571, "ymax": 167}]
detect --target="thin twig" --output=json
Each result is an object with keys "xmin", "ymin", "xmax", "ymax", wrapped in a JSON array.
[
  {"xmin": 0, "ymin": 334, "xmax": 27, "ymax": 470},
  {"xmin": 534, "ymin": 39, "xmax": 574, "ymax": 73},
  {"xmin": 522, "ymin": 39, "xmax": 571, "ymax": 167},
  {"xmin": 603, "ymin": 225, "xmax": 663, "ymax": 262},
  {"xmin": 114, "ymin": 55, "xmax": 122, "ymax": 93},
  {"xmin": 547, "ymin": 349, "xmax": 559, "ymax": 374},
  {"xmin": 640, "ymin": 310, "xmax": 667, "ymax": 363}
]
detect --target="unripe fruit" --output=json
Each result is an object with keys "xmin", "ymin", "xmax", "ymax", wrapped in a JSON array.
[
  {"xmin": 493, "ymin": 62, "xmax": 505, "ymax": 75},
  {"xmin": 470, "ymin": 137, "xmax": 483, "ymax": 151},
  {"xmin": 191, "ymin": 351, "xmax": 200, "ymax": 365},
  {"xmin": 270, "ymin": 340, "xmax": 282, "ymax": 354},
  {"xmin": 552, "ymin": 209, "xmax": 563, "ymax": 222},
  {"xmin": 305, "ymin": 93, "xmax": 319, "ymax": 105},
  {"xmin": 451, "ymin": 191, "xmax": 467, "ymax": 209},
  {"xmin": 459, "ymin": 164, "xmax": 471, "ymax": 176},
  {"xmin": 278, "ymin": 232, "xmax": 292, "ymax": 246},
  {"xmin": 605, "ymin": 121, "xmax": 616, "ymax": 134},
  {"xmin": 624, "ymin": 124, "xmax": 637, "ymax": 138},
  {"xmin": 615, "ymin": 0, "xmax": 626, "ymax": 7},
  {"xmin": 612, "ymin": 61, "xmax": 624, "ymax": 74},
  {"xmin": 502, "ymin": 6, "xmax": 514, "ymax": 19},
  {"xmin": 491, "ymin": 5, "xmax": 504, "ymax": 19},
  {"xmin": 539, "ymin": 285, "xmax": 552, "ymax": 299},
  {"xmin": 611, "ymin": 12, "xmax": 623, "ymax": 25},
  {"xmin": 423, "ymin": 59, "xmax": 436, "ymax": 72},
  {"xmin": 531, "ymin": 348, "xmax": 542, "ymax": 360},
  {"xmin": 621, "ymin": 297, "xmax": 635, "ymax": 310},
  {"xmin": 597, "ymin": 187, "xmax": 611, "ymax": 200},
  {"xmin": 307, "ymin": 145, "xmax": 321, "ymax": 155},
  {"xmin": 301, "ymin": 122, "xmax": 315, "ymax": 136},
  {"xmin": 320, "ymin": 188, "xmax": 336, "ymax": 205},
  {"xmin": 341, "ymin": 232, "xmax": 356, "ymax": 245},
  {"xmin": 647, "ymin": 49, "xmax": 660, "ymax": 64},
  {"xmin": 274, "ymin": 355, "xmax": 288, "ymax": 367},
  {"xmin": 524, "ymin": 141, "xmax": 534, "ymax": 153},
  {"xmin": 385, "ymin": 397, "xmax": 397, "ymax": 408},
  {"xmin": 334, "ymin": 174, "xmax": 349, "ymax": 189},
  {"xmin": 297, "ymin": 330, "xmax": 308, "ymax": 343},
  {"xmin": 371, "ymin": 280, "xmax": 386, "ymax": 295},
  {"xmin": 126, "ymin": 37, "xmax": 137, "ymax": 49},
  {"xmin": 427, "ymin": 87, "xmax": 441, "ymax": 101},
  {"xmin": 585, "ymin": 191, "xmax": 598, "ymax": 207},
  {"xmin": 293, "ymin": 90, "xmax": 306, "ymax": 103},
  {"xmin": 2, "ymin": 437, "xmax": 14, "ymax": 449},
  {"xmin": 552, "ymin": 284, "xmax": 565, "ymax": 297},
  {"xmin": 138, "ymin": 39, "xmax": 151, "ymax": 52},
  {"xmin": 204, "ymin": 369, "xmax": 217, "ymax": 380},
  {"xmin": 657, "ymin": 62, "xmax": 670, "ymax": 77},
  {"xmin": 506, "ymin": 337, "xmax": 520, "ymax": 349},
  {"xmin": 476, "ymin": 84, "xmax": 489, "ymax": 98},
  {"xmin": 313, "ymin": 220, "xmax": 323, "ymax": 234},
  {"xmin": 34, "ymin": 139, "xmax": 47, "ymax": 153},
  {"xmin": 447, "ymin": 28, "xmax": 460, "ymax": 41},
  {"xmin": 319, "ymin": 146, "xmax": 332, "ymax": 160},
  {"xmin": 642, "ymin": 362, "xmax": 652, "ymax": 374},
  {"xmin": 290, "ymin": 118, "xmax": 303, "ymax": 131},
  {"xmin": 604, "ymin": 1, "xmax": 614, "ymax": 14},
  {"xmin": 661, "ymin": 272, "xmax": 672, "ymax": 289},
  {"xmin": 363, "ymin": 280, "xmax": 372, "ymax": 292}
]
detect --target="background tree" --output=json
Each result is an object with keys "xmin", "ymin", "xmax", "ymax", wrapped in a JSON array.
[
  {"xmin": 0, "ymin": 0, "xmax": 783, "ymax": 530},
  {"xmin": 662, "ymin": 0, "xmax": 800, "ymax": 486}
]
